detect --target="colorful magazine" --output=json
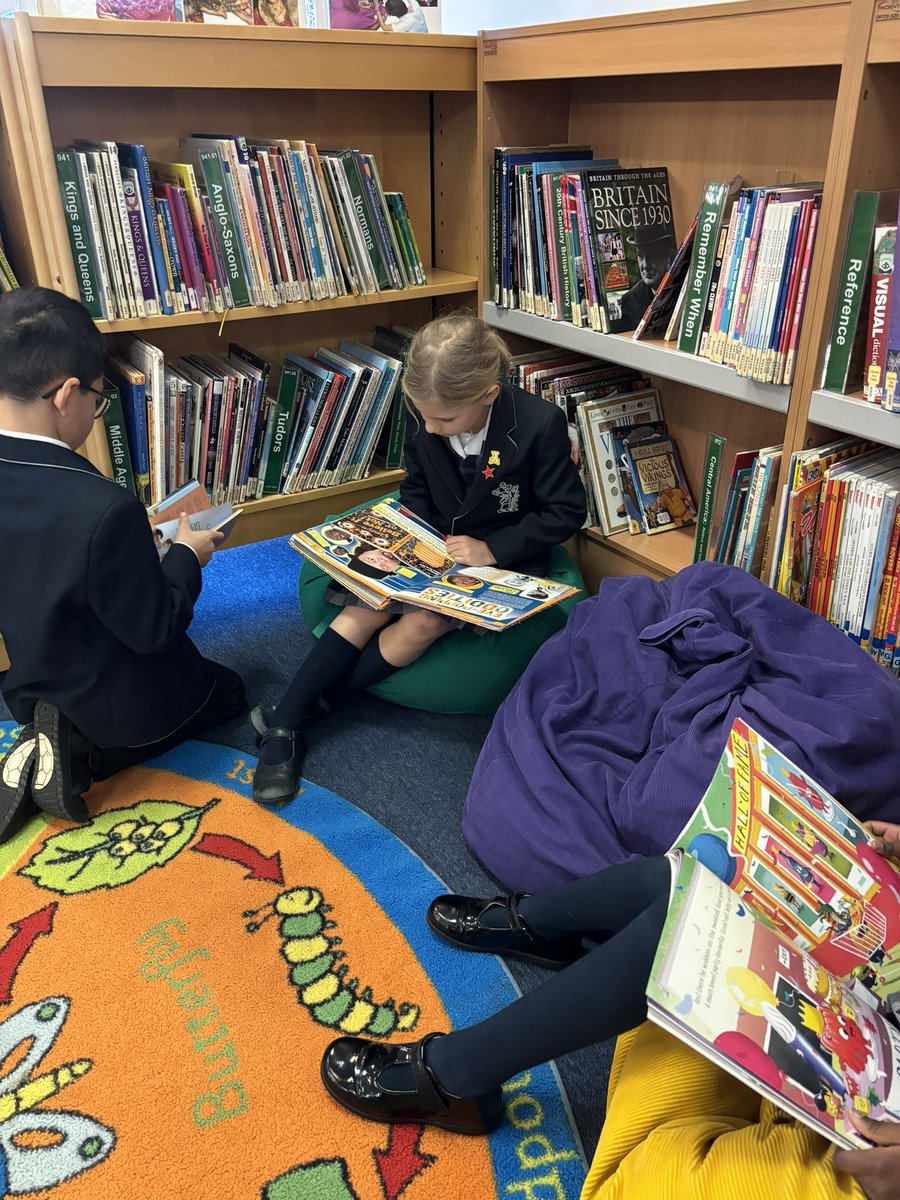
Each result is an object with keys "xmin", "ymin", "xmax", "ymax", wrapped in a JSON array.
[
  {"xmin": 651, "ymin": 718, "xmax": 900, "ymax": 1149},
  {"xmin": 289, "ymin": 498, "xmax": 581, "ymax": 632}
]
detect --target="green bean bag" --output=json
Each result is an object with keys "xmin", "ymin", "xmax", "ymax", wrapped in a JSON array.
[{"xmin": 297, "ymin": 496, "xmax": 585, "ymax": 714}]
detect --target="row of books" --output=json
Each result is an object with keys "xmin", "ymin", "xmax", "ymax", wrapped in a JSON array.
[
  {"xmin": 822, "ymin": 189, "xmax": 900, "ymax": 408},
  {"xmin": 490, "ymin": 144, "xmax": 822, "ymax": 387},
  {"xmin": 42, "ymin": 0, "xmax": 427, "ymax": 29},
  {"xmin": 509, "ymin": 349, "xmax": 695, "ymax": 538},
  {"xmin": 55, "ymin": 137, "xmax": 425, "ymax": 323},
  {"xmin": 641, "ymin": 179, "xmax": 823, "ymax": 388},
  {"xmin": 700, "ymin": 434, "xmax": 900, "ymax": 674},
  {"xmin": 99, "ymin": 325, "xmax": 411, "ymax": 509},
  {"xmin": 490, "ymin": 146, "xmax": 676, "ymax": 335}
]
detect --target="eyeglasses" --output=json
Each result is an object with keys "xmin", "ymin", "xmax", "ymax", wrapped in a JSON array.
[{"xmin": 39, "ymin": 381, "xmax": 110, "ymax": 420}]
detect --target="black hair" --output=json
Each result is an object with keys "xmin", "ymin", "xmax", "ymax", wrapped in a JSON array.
[
  {"xmin": 0, "ymin": 286, "xmax": 106, "ymax": 403},
  {"xmin": 348, "ymin": 548, "xmax": 396, "ymax": 580},
  {"xmin": 385, "ymin": 0, "xmax": 408, "ymax": 15}
]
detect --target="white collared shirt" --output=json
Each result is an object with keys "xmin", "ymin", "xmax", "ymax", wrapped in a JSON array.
[
  {"xmin": 0, "ymin": 428, "xmax": 71, "ymax": 451},
  {"xmin": 448, "ymin": 405, "xmax": 493, "ymax": 460}
]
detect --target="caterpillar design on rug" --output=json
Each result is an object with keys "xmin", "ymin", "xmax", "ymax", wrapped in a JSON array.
[{"xmin": 244, "ymin": 888, "xmax": 420, "ymax": 1036}]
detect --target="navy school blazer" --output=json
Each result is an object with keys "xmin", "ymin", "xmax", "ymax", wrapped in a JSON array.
[
  {"xmin": 399, "ymin": 384, "xmax": 587, "ymax": 576},
  {"xmin": 0, "ymin": 433, "xmax": 216, "ymax": 749}
]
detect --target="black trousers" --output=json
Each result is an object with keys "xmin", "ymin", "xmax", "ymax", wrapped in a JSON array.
[{"xmin": 94, "ymin": 660, "xmax": 246, "ymax": 779}]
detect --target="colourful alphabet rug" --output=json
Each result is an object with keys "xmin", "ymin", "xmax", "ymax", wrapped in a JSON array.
[{"xmin": 0, "ymin": 725, "xmax": 586, "ymax": 1200}]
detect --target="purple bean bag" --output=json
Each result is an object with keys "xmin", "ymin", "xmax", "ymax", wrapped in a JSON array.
[{"xmin": 462, "ymin": 562, "xmax": 900, "ymax": 894}]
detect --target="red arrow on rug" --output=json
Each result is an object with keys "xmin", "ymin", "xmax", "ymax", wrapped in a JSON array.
[
  {"xmin": 373, "ymin": 1124, "xmax": 435, "ymax": 1200},
  {"xmin": 192, "ymin": 833, "xmax": 285, "ymax": 884},
  {"xmin": 0, "ymin": 903, "xmax": 58, "ymax": 1004}
]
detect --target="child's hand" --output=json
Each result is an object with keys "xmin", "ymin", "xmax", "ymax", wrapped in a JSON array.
[
  {"xmin": 865, "ymin": 821, "xmax": 900, "ymax": 859},
  {"xmin": 174, "ymin": 513, "xmax": 224, "ymax": 568},
  {"xmin": 446, "ymin": 536, "xmax": 495, "ymax": 567},
  {"xmin": 834, "ymin": 1112, "xmax": 900, "ymax": 1199}
]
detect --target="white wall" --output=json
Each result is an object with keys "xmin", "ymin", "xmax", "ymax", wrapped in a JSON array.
[{"xmin": 443, "ymin": 0, "xmax": 736, "ymax": 36}]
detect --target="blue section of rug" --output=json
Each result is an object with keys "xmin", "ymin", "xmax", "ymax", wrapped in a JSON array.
[{"xmin": 0, "ymin": 534, "xmax": 614, "ymax": 1153}]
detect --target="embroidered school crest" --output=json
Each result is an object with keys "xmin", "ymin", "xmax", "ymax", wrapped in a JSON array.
[{"xmin": 492, "ymin": 482, "xmax": 520, "ymax": 513}]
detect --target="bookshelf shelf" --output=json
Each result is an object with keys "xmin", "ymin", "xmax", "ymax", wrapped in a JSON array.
[
  {"xmin": 95, "ymin": 271, "xmax": 479, "ymax": 335},
  {"xmin": 2, "ymin": 16, "xmax": 480, "ymax": 541},
  {"xmin": 25, "ymin": 18, "xmax": 477, "ymax": 92},
  {"xmin": 583, "ymin": 525, "xmax": 696, "ymax": 579},
  {"xmin": 808, "ymin": 388, "xmax": 900, "ymax": 447},
  {"xmin": 481, "ymin": 0, "xmax": 851, "ymax": 81},
  {"xmin": 483, "ymin": 303, "xmax": 791, "ymax": 414}
]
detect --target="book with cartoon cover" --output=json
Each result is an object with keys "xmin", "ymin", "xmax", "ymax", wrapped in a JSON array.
[
  {"xmin": 289, "ymin": 497, "xmax": 581, "ymax": 632},
  {"xmin": 648, "ymin": 717, "xmax": 900, "ymax": 1149}
]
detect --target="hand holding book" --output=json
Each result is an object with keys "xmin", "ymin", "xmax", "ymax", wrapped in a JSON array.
[{"xmin": 445, "ymin": 536, "xmax": 497, "ymax": 568}]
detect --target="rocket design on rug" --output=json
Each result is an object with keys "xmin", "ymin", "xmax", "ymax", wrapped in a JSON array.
[
  {"xmin": 0, "ymin": 996, "xmax": 115, "ymax": 1197},
  {"xmin": 245, "ymin": 889, "xmax": 420, "ymax": 1036}
]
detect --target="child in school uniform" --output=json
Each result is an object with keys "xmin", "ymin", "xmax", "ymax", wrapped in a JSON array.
[
  {"xmin": 250, "ymin": 311, "xmax": 586, "ymax": 804},
  {"xmin": 0, "ymin": 287, "xmax": 246, "ymax": 843}
]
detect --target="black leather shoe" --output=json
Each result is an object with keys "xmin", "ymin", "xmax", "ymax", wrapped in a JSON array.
[
  {"xmin": 321, "ymin": 1033, "xmax": 503, "ymax": 1135},
  {"xmin": 251, "ymin": 728, "xmax": 305, "ymax": 804},
  {"xmin": 31, "ymin": 701, "xmax": 93, "ymax": 822},
  {"xmin": 426, "ymin": 892, "xmax": 584, "ymax": 969},
  {"xmin": 250, "ymin": 700, "xmax": 330, "ymax": 742},
  {"xmin": 0, "ymin": 725, "xmax": 38, "ymax": 843}
]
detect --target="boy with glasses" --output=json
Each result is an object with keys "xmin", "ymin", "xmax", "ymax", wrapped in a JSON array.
[{"xmin": 0, "ymin": 287, "xmax": 245, "ymax": 841}]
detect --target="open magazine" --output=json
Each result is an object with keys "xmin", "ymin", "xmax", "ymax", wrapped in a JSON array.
[
  {"xmin": 289, "ymin": 497, "xmax": 581, "ymax": 632},
  {"xmin": 649, "ymin": 717, "xmax": 900, "ymax": 1150}
]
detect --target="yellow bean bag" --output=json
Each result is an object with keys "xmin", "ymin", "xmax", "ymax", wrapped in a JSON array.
[{"xmin": 583, "ymin": 1022, "xmax": 864, "ymax": 1200}]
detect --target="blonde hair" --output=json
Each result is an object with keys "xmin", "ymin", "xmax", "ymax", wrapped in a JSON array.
[{"xmin": 403, "ymin": 312, "xmax": 511, "ymax": 409}]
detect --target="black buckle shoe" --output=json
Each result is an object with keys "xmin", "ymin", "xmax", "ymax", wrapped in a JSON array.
[
  {"xmin": 251, "ymin": 727, "xmax": 305, "ymax": 804},
  {"xmin": 426, "ymin": 892, "xmax": 584, "ymax": 969},
  {"xmin": 32, "ymin": 701, "xmax": 93, "ymax": 823},
  {"xmin": 321, "ymin": 1033, "xmax": 503, "ymax": 1135},
  {"xmin": 0, "ymin": 724, "xmax": 38, "ymax": 843},
  {"xmin": 250, "ymin": 701, "xmax": 330, "ymax": 743}
]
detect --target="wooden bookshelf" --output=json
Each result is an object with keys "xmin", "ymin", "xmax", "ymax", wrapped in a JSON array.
[
  {"xmin": 3, "ymin": 16, "xmax": 479, "ymax": 537},
  {"xmin": 478, "ymin": 0, "xmax": 899, "ymax": 587}
]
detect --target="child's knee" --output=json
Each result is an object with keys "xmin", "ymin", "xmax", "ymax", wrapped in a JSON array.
[{"xmin": 399, "ymin": 610, "xmax": 450, "ymax": 645}]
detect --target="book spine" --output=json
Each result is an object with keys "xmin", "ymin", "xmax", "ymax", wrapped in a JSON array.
[
  {"xmin": 358, "ymin": 152, "xmax": 402, "ymax": 289},
  {"xmin": 693, "ymin": 433, "xmax": 726, "ymax": 563},
  {"xmin": 55, "ymin": 150, "xmax": 104, "ymax": 319},
  {"xmin": 263, "ymin": 365, "xmax": 299, "ymax": 494},
  {"xmin": 340, "ymin": 149, "xmax": 389, "ymax": 290},
  {"xmin": 705, "ymin": 196, "xmax": 742, "ymax": 363},
  {"xmin": 882, "ymin": 215, "xmax": 900, "ymax": 410},
  {"xmin": 170, "ymin": 186, "xmax": 207, "ymax": 311},
  {"xmin": 822, "ymin": 192, "xmax": 878, "ymax": 392},
  {"xmin": 871, "ymin": 506, "xmax": 900, "ymax": 661},
  {"xmin": 306, "ymin": 143, "xmax": 345, "ymax": 297},
  {"xmin": 121, "ymin": 170, "xmax": 159, "ymax": 314},
  {"xmin": 198, "ymin": 151, "xmax": 252, "ymax": 308},
  {"xmin": 73, "ymin": 152, "xmax": 114, "ymax": 319},
  {"xmin": 119, "ymin": 145, "xmax": 174, "ymax": 315},
  {"xmin": 783, "ymin": 201, "xmax": 822, "ymax": 386},
  {"xmin": 101, "ymin": 145, "xmax": 146, "ymax": 318},
  {"xmin": 679, "ymin": 181, "xmax": 726, "ymax": 355},
  {"xmin": 90, "ymin": 154, "xmax": 132, "ymax": 320},
  {"xmin": 154, "ymin": 192, "xmax": 190, "ymax": 311},
  {"xmin": 101, "ymin": 384, "xmax": 136, "ymax": 495},
  {"xmin": 697, "ymin": 217, "xmax": 730, "ymax": 358}
]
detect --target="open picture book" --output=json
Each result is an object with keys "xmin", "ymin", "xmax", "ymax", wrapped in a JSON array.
[
  {"xmin": 289, "ymin": 497, "xmax": 581, "ymax": 632},
  {"xmin": 650, "ymin": 717, "xmax": 900, "ymax": 1150}
]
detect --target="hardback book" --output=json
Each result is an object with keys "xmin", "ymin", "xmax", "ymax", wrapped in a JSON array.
[
  {"xmin": 621, "ymin": 427, "xmax": 697, "ymax": 535},
  {"xmin": 581, "ymin": 166, "xmax": 677, "ymax": 334},
  {"xmin": 290, "ymin": 498, "xmax": 581, "ymax": 632},
  {"xmin": 864, "ymin": 224, "xmax": 896, "ymax": 404},
  {"xmin": 651, "ymin": 716, "xmax": 900, "ymax": 1151},
  {"xmin": 679, "ymin": 180, "xmax": 731, "ymax": 355},
  {"xmin": 577, "ymin": 388, "xmax": 664, "ymax": 536},
  {"xmin": 692, "ymin": 432, "xmax": 727, "ymax": 563},
  {"xmin": 821, "ymin": 191, "xmax": 899, "ymax": 394},
  {"xmin": 100, "ymin": 382, "xmax": 136, "ymax": 496},
  {"xmin": 882, "ymin": 197, "xmax": 900, "ymax": 412},
  {"xmin": 632, "ymin": 210, "xmax": 697, "ymax": 341}
]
